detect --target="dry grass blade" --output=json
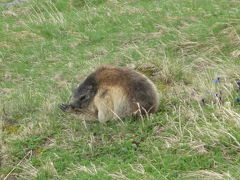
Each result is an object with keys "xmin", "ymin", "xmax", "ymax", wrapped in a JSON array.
[{"xmin": 3, "ymin": 151, "xmax": 32, "ymax": 180}]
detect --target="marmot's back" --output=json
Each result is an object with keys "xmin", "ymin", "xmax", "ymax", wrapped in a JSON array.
[{"xmin": 94, "ymin": 66, "xmax": 159, "ymax": 115}]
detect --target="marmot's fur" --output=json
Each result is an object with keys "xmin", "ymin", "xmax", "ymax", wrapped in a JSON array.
[{"xmin": 60, "ymin": 65, "xmax": 159, "ymax": 123}]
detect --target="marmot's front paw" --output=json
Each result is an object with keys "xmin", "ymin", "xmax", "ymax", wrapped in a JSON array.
[{"xmin": 59, "ymin": 104, "xmax": 70, "ymax": 112}]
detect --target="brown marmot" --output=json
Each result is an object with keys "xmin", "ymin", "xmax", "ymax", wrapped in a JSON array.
[{"xmin": 60, "ymin": 65, "xmax": 159, "ymax": 123}]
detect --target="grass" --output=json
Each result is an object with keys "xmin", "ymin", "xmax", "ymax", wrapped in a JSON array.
[{"xmin": 1, "ymin": 0, "xmax": 240, "ymax": 179}]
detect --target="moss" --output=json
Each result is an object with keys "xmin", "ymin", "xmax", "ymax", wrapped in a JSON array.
[{"xmin": 3, "ymin": 125, "xmax": 20, "ymax": 134}]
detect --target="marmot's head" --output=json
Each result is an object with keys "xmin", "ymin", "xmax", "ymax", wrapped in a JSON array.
[{"xmin": 69, "ymin": 73, "xmax": 97, "ymax": 110}]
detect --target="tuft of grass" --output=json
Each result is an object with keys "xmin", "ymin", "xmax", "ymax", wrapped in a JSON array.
[{"xmin": 1, "ymin": 0, "xmax": 240, "ymax": 179}]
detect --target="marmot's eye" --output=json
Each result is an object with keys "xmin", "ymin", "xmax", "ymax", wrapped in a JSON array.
[{"xmin": 80, "ymin": 95, "xmax": 86, "ymax": 101}]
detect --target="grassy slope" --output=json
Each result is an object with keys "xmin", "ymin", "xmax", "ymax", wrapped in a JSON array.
[{"xmin": 1, "ymin": 0, "xmax": 240, "ymax": 179}]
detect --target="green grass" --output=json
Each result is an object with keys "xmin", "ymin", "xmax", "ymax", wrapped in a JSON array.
[{"xmin": 1, "ymin": 0, "xmax": 240, "ymax": 179}]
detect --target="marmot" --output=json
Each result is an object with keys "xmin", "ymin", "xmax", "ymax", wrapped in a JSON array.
[{"xmin": 60, "ymin": 65, "xmax": 159, "ymax": 123}]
